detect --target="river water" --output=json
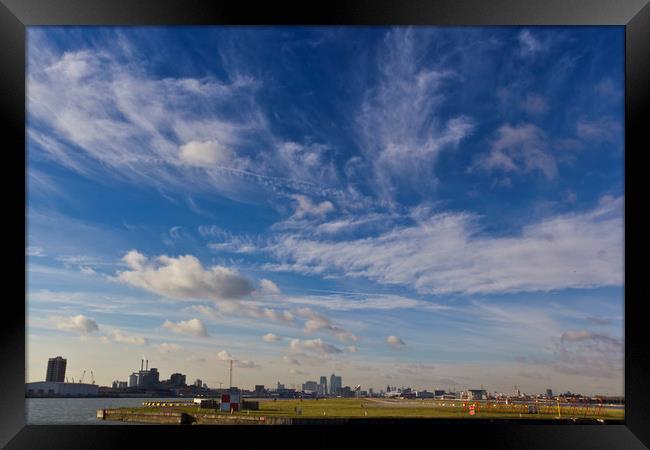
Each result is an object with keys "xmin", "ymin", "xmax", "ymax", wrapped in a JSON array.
[{"xmin": 27, "ymin": 397, "xmax": 182, "ymax": 424}]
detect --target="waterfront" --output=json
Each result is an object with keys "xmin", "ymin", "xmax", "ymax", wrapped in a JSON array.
[{"xmin": 27, "ymin": 397, "xmax": 180, "ymax": 424}]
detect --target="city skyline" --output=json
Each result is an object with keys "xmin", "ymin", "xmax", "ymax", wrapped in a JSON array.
[{"xmin": 27, "ymin": 26, "xmax": 624, "ymax": 396}]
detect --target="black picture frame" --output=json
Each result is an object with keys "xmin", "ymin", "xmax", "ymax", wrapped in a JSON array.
[{"xmin": 2, "ymin": 1, "xmax": 648, "ymax": 448}]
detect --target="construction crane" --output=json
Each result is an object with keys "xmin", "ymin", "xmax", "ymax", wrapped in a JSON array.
[
  {"xmin": 79, "ymin": 370, "xmax": 86, "ymax": 383},
  {"xmin": 90, "ymin": 371, "xmax": 95, "ymax": 385}
]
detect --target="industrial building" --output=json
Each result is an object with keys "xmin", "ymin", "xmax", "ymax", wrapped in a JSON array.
[
  {"xmin": 467, "ymin": 389, "xmax": 488, "ymax": 400},
  {"xmin": 26, "ymin": 381, "xmax": 99, "ymax": 397},
  {"xmin": 170, "ymin": 373, "xmax": 187, "ymax": 387},
  {"xmin": 128, "ymin": 359, "xmax": 160, "ymax": 388},
  {"xmin": 45, "ymin": 356, "xmax": 66, "ymax": 382}
]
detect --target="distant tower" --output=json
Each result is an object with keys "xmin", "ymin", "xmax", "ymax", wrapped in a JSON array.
[
  {"xmin": 320, "ymin": 376, "xmax": 327, "ymax": 395},
  {"xmin": 46, "ymin": 356, "xmax": 66, "ymax": 382},
  {"xmin": 229, "ymin": 360, "xmax": 233, "ymax": 388}
]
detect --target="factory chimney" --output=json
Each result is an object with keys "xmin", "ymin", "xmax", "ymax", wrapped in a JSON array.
[
  {"xmin": 146, "ymin": 360, "xmax": 148, "ymax": 371},
  {"xmin": 141, "ymin": 359, "xmax": 144, "ymax": 371}
]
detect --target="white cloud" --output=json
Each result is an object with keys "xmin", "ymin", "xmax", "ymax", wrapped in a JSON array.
[
  {"xmin": 297, "ymin": 308, "xmax": 357, "ymax": 342},
  {"xmin": 26, "ymin": 246, "xmax": 46, "ymax": 257},
  {"xmin": 278, "ymin": 293, "xmax": 449, "ymax": 312},
  {"xmin": 259, "ymin": 279, "xmax": 280, "ymax": 295},
  {"xmin": 236, "ymin": 359, "xmax": 259, "ymax": 369},
  {"xmin": 106, "ymin": 329, "xmax": 148, "ymax": 345},
  {"xmin": 290, "ymin": 195, "xmax": 334, "ymax": 219},
  {"xmin": 267, "ymin": 196, "xmax": 623, "ymax": 295},
  {"xmin": 123, "ymin": 250, "xmax": 147, "ymax": 271},
  {"xmin": 79, "ymin": 266, "xmax": 97, "ymax": 276},
  {"xmin": 471, "ymin": 123, "xmax": 557, "ymax": 180},
  {"xmin": 117, "ymin": 251, "xmax": 255, "ymax": 301},
  {"xmin": 263, "ymin": 333, "xmax": 282, "ymax": 342},
  {"xmin": 357, "ymin": 28, "xmax": 474, "ymax": 199},
  {"xmin": 555, "ymin": 330, "xmax": 622, "ymax": 378},
  {"xmin": 162, "ymin": 318, "xmax": 208, "ymax": 337},
  {"xmin": 289, "ymin": 338, "xmax": 342, "ymax": 355},
  {"xmin": 216, "ymin": 350, "xmax": 258, "ymax": 368},
  {"xmin": 217, "ymin": 350, "xmax": 234, "ymax": 361},
  {"xmin": 347, "ymin": 346, "xmax": 357, "ymax": 353},
  {"xmin": 204, "ymin": 300, "xmax": 294, "ymax": 325},
  {"xmin": 54, "ymin": 314, "xmax": 99, "ymax": 334},
  {"xmin": 518, "ymin": 30, "xmax": 543, "ymax": 54},
  {"xmin": 179, "ymin": 140, "xmax": 248, "ymax": 169},
  {"xmin": 386, "ymin": 335, "xmax": 406, "ymax": 347},
  {"xmin": 28, "ymin": 40, "xmax": 346, "ymax": 204}
]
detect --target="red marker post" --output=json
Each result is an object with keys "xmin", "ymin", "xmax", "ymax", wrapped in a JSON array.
[{"xmin": 469, "ymin": 404, "xmax": 476, "ymax": 416}]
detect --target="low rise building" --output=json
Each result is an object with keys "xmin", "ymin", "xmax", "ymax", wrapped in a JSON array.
[{"xmin": 26, "ymin": 381, "xmax": 99, "ymax": 397}]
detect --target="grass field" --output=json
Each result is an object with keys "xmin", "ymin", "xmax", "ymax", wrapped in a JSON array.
[{"xmin": 116, "ymin": 398, "xmax": 624, "ymax": 421}]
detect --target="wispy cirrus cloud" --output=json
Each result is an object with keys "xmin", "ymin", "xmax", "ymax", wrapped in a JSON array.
[
  {"xmin": 470, "ymin": 123, "xmax": 557, "ymax": 180},
  {"xmin": 356, "ymin": 27, "xmax": 474, "ymax": 200},
  {"xmin": 266, "ymin": 196, "xmax": 623, "ymax": 295}
]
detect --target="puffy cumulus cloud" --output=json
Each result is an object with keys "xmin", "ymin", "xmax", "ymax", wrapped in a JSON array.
[
  {"xmin": 156, "ymin": 342, "xmax": 183, "ymax": 353},
  {"xmin": 117, "ymin": 251, "xmax": 255, "ymax": 301},
  {"xmin": 55, "ymin": 314, "xmax": 99, "ymax": 334},
  {"xmin": 289, "ymin": 338, "xmax": 342, "ymax": 355},
  {"xmin": 290, "ymin": 195, "xmax": 335, "ymax": 219},
  {"xmin": 105, "ymin": 329, "xmax": 148, "ymax": 345},
  {"xmin": 263, "ymin": 333, "xmax": 282, "ymax": 342},
  {"xmin": 297, "ymin": 308, "xmax": 357, "ymax": 342},
  {"xmin": 554, "ymin": 330, "xmax": 623, "ymax": 378},
  {"xmin": 207, "ymin": 300, "xmax": 294, "ymax": 324},
  {"xmin": 217, "ymin": 350, "xmax": 234, "ymax": 361},
  {"xmin": 267, "ymin": 196, "xmax": 623, "ymax": 295},
  {"xmin": 236, "ymin": 359, "xmax": 259, "ymax": 369},
  {"xmin": 471, "ymin": 123, "xmax": 557, "ymax": 180},
  {"xmin": 162, "ymin": 318, "xmax": 208, "ymax": 337},
  {"xmin": 123, "ymin": 249, "xmax": 147, "ymax": 270},
  {"xmin": 386, "ymin": 335, "xmax": 406, "ymax": 347},
  {"xmin": 259, "ymin": 279, "xmax": 280, "ymax": 295},
  {"xmin": 216, "ymin": 350, "xmax": 258, "ymax": 368}
]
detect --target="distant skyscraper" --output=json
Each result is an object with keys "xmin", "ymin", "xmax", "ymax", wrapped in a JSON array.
[
  {"xmin": 302, "ymin": 380, "xmax": 319, "ymax": 392},
  {"xmin": 546, "ymin": 389, "xmax": 553, "ymax": 398},
  {"xmin": 170, "ymin": 373, "xmax": 186, "ymax": 387},
  {"xmin": 45, "ymin": 356, "xmax": 66, "ymax": 382},
  {"xmin": 330, "ymin": 373, "xmax": 342, "ymax": 395}
]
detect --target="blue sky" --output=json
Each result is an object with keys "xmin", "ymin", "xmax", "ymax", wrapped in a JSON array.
[{"xmin": 26, "ymin": 26, "xmax": 624, "ymax": 395}]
